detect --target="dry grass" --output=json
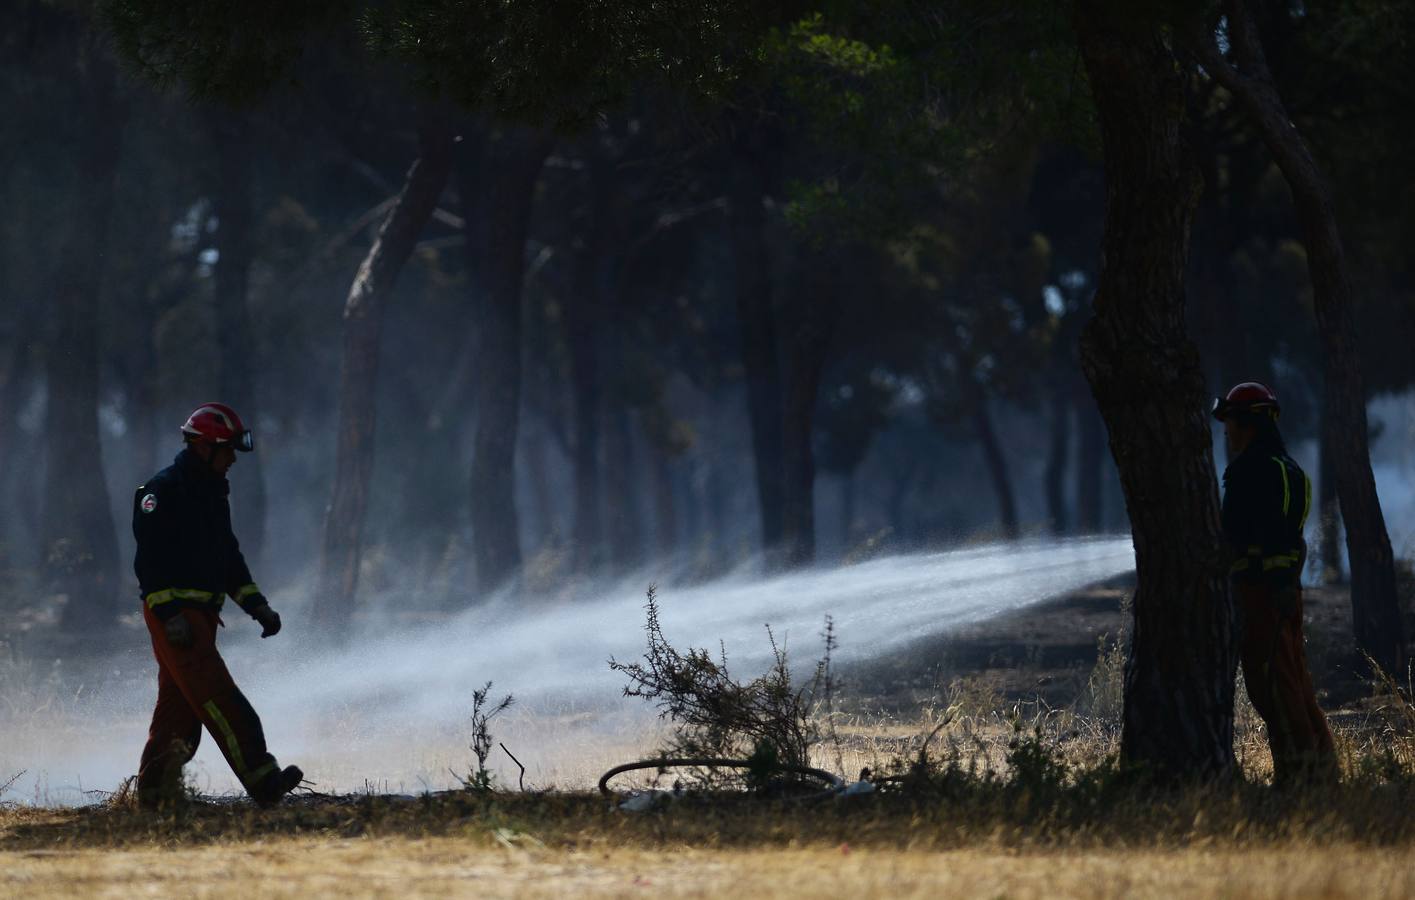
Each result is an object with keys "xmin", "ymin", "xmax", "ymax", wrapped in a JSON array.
[
  {"xmin": 5, "ymin": 839, "xmax": 1415, "ymax": 899},
  {"xmin": 7, "ymin": 584, "xmax": 1415, "ymax": 897},
  {"xmin": 6, "ymin": 691, "xmax": 1415, "ymax": 898}
]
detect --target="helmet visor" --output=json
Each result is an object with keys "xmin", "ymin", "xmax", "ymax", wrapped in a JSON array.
[
  {"xmin": 236, "ymin": 430, "xmax": 254, "ymax": 453},
  {"xmin": 1211, "ymin": 397, "xmax": 1229, "ymax": 421}
]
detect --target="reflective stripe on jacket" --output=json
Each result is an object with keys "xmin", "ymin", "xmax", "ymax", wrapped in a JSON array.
[
  {"xmin": 1221, "ymin": 438, "xmax": 1311, "ymax": 584},
  {"xmin": 133, "ymin": 449, "xmax": 260, "ymax": 620}
]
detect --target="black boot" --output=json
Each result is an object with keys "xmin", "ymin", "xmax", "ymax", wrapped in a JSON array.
[{"xmin": 250, "ymin": 764, "xmax": 303, "ymax": 807}]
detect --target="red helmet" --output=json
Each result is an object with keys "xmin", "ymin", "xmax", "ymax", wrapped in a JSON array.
[
  {"xmin": 181, "ymin": 402, "xmax": 254, "ymax": 452},
  {"xmin": 1212, "ymin": 382, "xmax": 1280, "ymax": 422}
]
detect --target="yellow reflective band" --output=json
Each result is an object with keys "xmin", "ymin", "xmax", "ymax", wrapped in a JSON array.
[
  {"xmin": 1301, "ymin": 472, "xmax": 1312, "ymax": 531},
  {"xmin": 146, "ymin": 588, "xmax": 220, "ymax": 609},
  {"xmin": 245, "ymin": 761, "xmax": 278, "ymax": 788},
  {"xmin": 235, "ymin": 583, "xmax": 261, "ymax": 602},
  {"xmin": 1274, "ymin": 457, "xmax": 1291, "ymax": 517},
  {"xmin": 1262, "ymin": 552, "xmax": 1300, "ymax": 571},
  {"xmin": 203, "ymin": 700, "xmax": 247, "ymax": 775}
]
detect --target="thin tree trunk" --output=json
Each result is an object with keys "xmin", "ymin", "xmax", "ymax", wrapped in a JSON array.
[
  {"xmin": 840, "ymin": 472, "xmax": 855, "ymax": 552},
  {"xmin": 48, "ymin": 44, "xmax": 125, "ymax": 634},
  {"xmin": 209, "ymin": 110, "xmax": 267, "ymax": 565},
  {"xmin": 467, "ymin": 127, "xmax": 552, "ymax": 594},
  {"xmin": 1188, "ymin": 0, "xmax": 1405, "ymax": 673},
  {"xmin": 522, "ymin": 426, "xmax": 558, "ymax": 556},
  {"xmin": 1044, "ymin": 375, "xmax": 1071, "ymax": 535},
  {"xmin": 1318, "ymin": 415, "xmax": 1344, "ymax": 584},
  {"xmin": 1074, "ymin": 2, "xmax": 1237, "ymax": 780},
  {"xmin": 728, "ymin": 123, "xmax": 786, "ymax": 560},
  {"xmin": 0, "ymin": 306, "xmax": 39, "ymax": 543},
  {"xmin": 603, "ymin": 404, "xmax": 643, "ymax": 570},
  {"xmin": 779, "ymin": 256, "xmax": 839, "ymax": 569},
  {"xmin": 651, "ymin": 446, "xmax": 678, "ymax": 564},
  {"xmin": 970, "ymin": 384, "xmax": 1021, "ymax": 540},
  {"xmin": 1075, "ymin": 379, "xmax": 1106, "ymax": 534},
  {"xmin": 316, "ymin": 115, "xmax": 454, "ymax": 631},
  {"xmin": 568, "ymin": 151, "xmax": 610, "ymax": 575}
]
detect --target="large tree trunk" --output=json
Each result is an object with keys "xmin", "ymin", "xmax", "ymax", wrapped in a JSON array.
[
  {"xmin": 779, "ymin": 255, "xmax": 839, "ymax": 569},
  {"xmin": 728, "ymin": 122, "xmax": 786, "ymax": 560},
  {"xmin": 970, "ymin": 382, "xmax": 1021, "ymax": 540},
  {"xmin": 466, "ymin": 128, "xmax": 552, "ymax": 594},
  {"xmin": 47, "ymin": 44, "xmax": 125, "ymax": 635},
  {"xmin": 1188, "ymin": 1, "xmax": 1405, "ymax": 673},
  {"xmin": 209, "ymin": 110, "xmax": 267, "ymax": 565},
  {"xmin": 1073, "ymin": 3, "xmax": 1237, "ymax": 781},
  {"xmin": 315, "ymin": 115, "xmax": 454, "ymax": 631},
  {"xmin": 1044, "ymin": 375, "xmax": 1071, "ymax": 535}
]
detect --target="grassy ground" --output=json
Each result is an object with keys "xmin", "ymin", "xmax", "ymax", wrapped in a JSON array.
[
  {"xmin": 6, "ymin": 839, "xmax": 1415, "ymax": 899},
  {"xmin": 6, "ymin": 574, "xmax": 1415, "ymax": 898},
  {"xmin": 5, "ymin": 784, "xmax": 1415, "ymax": 898}
]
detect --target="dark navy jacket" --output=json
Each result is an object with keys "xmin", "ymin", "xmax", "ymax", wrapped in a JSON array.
[
  {"xmin": 133, "ymin": 448, "xmax": 260, "ymax": 620},
  {"xmin": 1221, "ymin": 434, "xmax": 1311, "ymax": 586}
]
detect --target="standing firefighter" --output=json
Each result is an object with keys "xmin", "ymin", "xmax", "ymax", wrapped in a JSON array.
[
  {"xmin": 1213, "ymin": 382, "xmax": 1338, "ymax": 786},
  {"xmin": 134, "ymin": 402, "xmax": 302, "ymax": 808}
]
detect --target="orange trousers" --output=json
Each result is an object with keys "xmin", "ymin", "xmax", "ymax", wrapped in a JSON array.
[
  {"xmin": 1236, "ymin": 581, "xmax": 1338, "ymax": 786},
  {"xmin": 137, "ymin": 604, "xmax": 279, "ymax": 806}
]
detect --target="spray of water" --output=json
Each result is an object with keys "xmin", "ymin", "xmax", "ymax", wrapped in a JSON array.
[{"xmin": 0, "ymin": 537, "xmax": 1134, "ymax": 805}]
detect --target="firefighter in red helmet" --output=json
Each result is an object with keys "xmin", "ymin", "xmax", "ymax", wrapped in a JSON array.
[
  {"xmin": 133, "ymin": 402, "xmax": 302, "ymax": 808},
  {"xmin": 1213, "ymin": 383, "xmax": 1338, "ymax": 786}
]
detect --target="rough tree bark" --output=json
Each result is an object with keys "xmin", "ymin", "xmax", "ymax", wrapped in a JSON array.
[
  {"xmin": 209, "ymin": 110, "xmax": 267, "ymax": 564},
  {"xmin": 46, "ymin": 41, "xmax": 126, "ymax": 634},
  {"xmin": 1073, "ymin": 2, "xmax": 1238, "ymax": 780},
  {"xmin": 1187, "ymin": 0, "xmax": 1405, "ymax": 673},
  {"xmin": 728, "ymin": 120, "xmax": 786, "ymax": 560},
  {"xmin": 316, "ymin": 115, "xmax": 454, "ymax": 631},
  {"xmin": 466, "ymin": 128, "xmax": 553, "ymax": 593}
]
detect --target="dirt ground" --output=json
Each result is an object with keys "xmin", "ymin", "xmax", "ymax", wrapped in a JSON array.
[{"xmin": 843, "ymin": 573, "xmax": 1376, "ymax": 714}]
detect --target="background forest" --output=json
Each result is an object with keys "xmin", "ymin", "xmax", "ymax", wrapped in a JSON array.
[{"xmin": 3, "ymin": 0, "xmax": 1415, "ymax": 648}]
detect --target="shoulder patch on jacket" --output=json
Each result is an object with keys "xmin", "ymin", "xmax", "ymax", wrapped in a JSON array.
[{"xmin": 140, "ymin": 492, "xmax": 158, "ymax": 514}]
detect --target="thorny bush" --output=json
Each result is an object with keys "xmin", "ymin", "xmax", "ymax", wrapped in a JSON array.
[{"xmin": 609, "ymin": 585, "xmax": 837, "ymax": 778}]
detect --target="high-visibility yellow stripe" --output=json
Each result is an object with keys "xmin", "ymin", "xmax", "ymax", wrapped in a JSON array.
[
  {"xmin": 145, "ymin": 588, "xmax": 222, "ymax": 609},
  {"xmin": 1234, "ymin": 552, "xmax": 1301, "ymax": 574},
  {"xmin": 203, "ymin": 700, "xmax": 247, "ymax": 775},
  {"xmin": 245, "ymin": 761, "xmax": 278, "ymax": 787},
  {"xmin": 1301, "ymin": 472, "xmax": 1312, "ymax": 530},
  {"xmin": 234, "ymin": 583, "xmax": 261, "ymax": 602},
  {"xmin": 1273, "ymin": 457, "xmax": 1291, "ymax": 517}
]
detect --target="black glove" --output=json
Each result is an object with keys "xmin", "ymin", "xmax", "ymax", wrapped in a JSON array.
[
  {"xmin": 163, "ymin": 614, "xmax": 194, "ymax": 649},
  {"xmin": 248, "ymin": 600, "xmax": 282, "ymax": 639}
]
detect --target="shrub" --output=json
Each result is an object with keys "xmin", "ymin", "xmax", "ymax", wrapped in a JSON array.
[{"xmin": 609, "ymin": 585, "xmax": 835, "ymax": 773}]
